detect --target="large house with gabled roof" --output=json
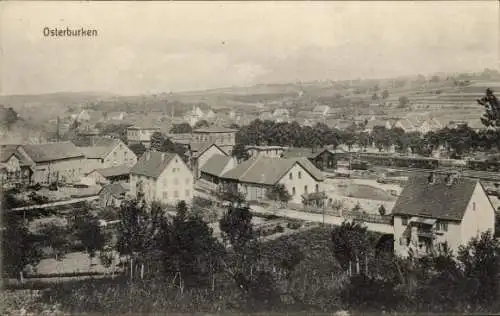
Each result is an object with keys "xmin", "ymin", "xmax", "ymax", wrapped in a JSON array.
[
  {"xmin": 76, "ymin": 137, "xmax": 137, "ymax": 172},
  {"xmin": 21, "ymin": 142, "xmax": 86, "ymax": 184},
  {"xmin": 218, "ymin": 156, "xmax": 325, "ymax": 204},
  {"xmin": 129, "ymin": 151, "xmax": 194, "ymax": 205},
  {"xmin": 392, "ymin": 173, "xmax": 496, "ymax": 258}
]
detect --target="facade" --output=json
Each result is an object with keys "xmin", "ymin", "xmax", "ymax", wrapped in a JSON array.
[
  {"xmin": 392, "ymin": 174, "xmax": 496, "ymax": 258},
  {"xmin": 246, "ymin": 145, "xmax": 288, "ymax": 159},
  {"xmin": 0, "ymin": 145, "xmax": 33, "ymax": 186},
  {"xmin": 99, "ymin": 183, "xmax": 129, "ymax": 208},
  {"xmin": 77, "ymin": 138, "xmax": 137, "ymax": 172},
  {"xmin": 129, "ymin": 151, "xmax": 194, "ymax": 205},
  {"xmin": 219, "ymin": 156, "xmax": 325, "ymax": 204},
  {"xmin": 21, "ymin": 142, "xmax": 86, "ymax": 184},
  {"xmin": 126, "ymin": 126, "xmax": 160, "ymax": 148},
  {"xmin": 191, "ymin": 142, "xmax": 228, "ymax": 178},
  {"xmin": 191, "ymin": 127, "xmax": 237, "ymax": 155}
]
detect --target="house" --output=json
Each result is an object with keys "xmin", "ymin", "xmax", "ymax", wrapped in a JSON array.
[
  {"xmin": 191, "ymin": 127, "xmax": 237, "ymax": 155},
  {"xmin": 281, "ymin": 147, "xmax": 339, "ymax": 171},
  {"xmin": 126, "ymin": 126, "xmax": 160, "ymax": 148},
  {"xmin": 200, "ymin": 154, "xmax": 237, "ymax": 184},
  {"xmin": 77, "ymin": 138, "xmax": 137, "ymax": 172},
  {"xmin": 184, "ymin": 106, "xmax": 205, "ymax": 127},
  {"xmin": 106, "ymin": 112, "xmax": 127, "ymax": 121},
  {"xmin": 392, "ymin": 173, "xmax": 496, "ymax": 258},
  {"xmin": 259, "ymin": 111, "xmax": 273, "ymax": 121},
  {"xmin": 87, "ymin": 165, "xmax": 131, "ymax": 185},
  {"xmin": 21, "ymin": 142, "xmax": 86, "ymax": 184},
  {"xmin": 273, "ymin": 109, "xmax": 289, "ymax": 117},
  {"xmin": 364, "ymin": 120, "xmax": 388, "ymax": 133},
  {"xmin": 190, "ymin": 142, "xmax": 228, "ymax": 178},
  {"xmin": 0, "ymin": 144, "xmax": 34, "ymax": 185},
  {"xmin": 129, "ymin": 151, "xmax": 194, "ymax": 205},
  {"xmin": 219, "ymin": 156, "xmax": 325, "ymax": 205},
  {"xmin": 99, "ymin": 183, "xmax": 129, "ymax": 208},
  {"xmin": 246, "ymin": 145, "xmax": 288, "ymax": 159},
  {"xmin": 205, "ymin": 109, "xmax": 216, "ymax": 119},
  {"xmin": 313, "ymin": 105, "xmax": 331, "ymax": 116}
]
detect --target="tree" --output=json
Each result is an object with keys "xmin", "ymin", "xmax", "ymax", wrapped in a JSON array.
[
  {"xmin": 478, "ymin": 89, "xmax": 500, "ymax": 129},
  {"xmin": 265, "ymin": 184, "xmax": 292, "ymax": 208},
  {"xmin": 169, "ymin": 123, "xmax": 192, "ymax": 134},
  {"xmin": 38, "ymin": 222, "xmax": 70, "ymax": 261},
  {"xmin": 331, "ymin": 221, "xmax": 371, "ymax": 275},
  {"xmin": 162, "ymin": 201, "xmax": 225, "ymax": 287},
  {"xmin": 232, "ymin": 143, "xmax": 250, "ymax": 162},
  {"xmin": 219, "ymin": 205, "xmax": 254, "ymax": 253},
  {"xmin": 73, "ymin": 211, "xmax": 106, "ymax": 266},
  {"xmin": 2, "ymin": 214, "xmax": 42, "ymax": 279},
  {"xmin": 371, "ymin": 93, "xmax": 379, "ymax": 101},
  {"xmin": 128, "ymin": 143, "xmax": 147, "ymax": 158},
  {"xmin": 193, "ymin": 119, "xmax": 210, "ymax": 129},
  {"xmin": 382, "ymin": 90, "xmax": 390, "ymax": 100},
  {"xmin": 430, "ymin": 75, "xmax": 440, "ymax": 83},
  {"xmin": 277, "ymin": 243, "xmax": 304, "ymax": 278},
  {"xmin": 398, "ymin": 96, "xmax": 410, "ymax": 108},
  {"xmin": 150, "ymin": 131, "xmax": 166, "ymax": 152}
]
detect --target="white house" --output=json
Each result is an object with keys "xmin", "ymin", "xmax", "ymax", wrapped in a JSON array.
[
  {"xmin": 77, "ymin": 138, "xmax": 137, "ymax": 173},
  {"xmin": 392, "ymin": 173, "xmax": 496, "ymax": 258},
  {"xmin": 219, "ymin": 156, "xmax": 325, "ymax": 205},
  {"xmin": 313, "ymin": 105, "xmax": 331, "ymax": 116},
  {"xmin": 129, "ymin": 151, "xmax": 194, "ymax": 205}
]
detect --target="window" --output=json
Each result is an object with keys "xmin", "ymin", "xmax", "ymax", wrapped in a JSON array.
[
  {"xmin": 436, "ymin": 221, "xmax": 448, "ymax": 232},
  {"xmin": 472, "ymin": 202, "xmax": 476, "ymax": 211},
  {"xmin": 298, "ymin": 171, "xmax": 302, "ymax": 179},
  {"xmin": 292, "ymin": 187, "xmax": 296, "ymax": 195},
  {"xmin": 185, "ymin": 189, "xmax": 190, "ymax": 197},
  {"xmin": 304, "ymin": 185, "xmax": 308, "ymax": 194},
  {"xmin": 402, "ymin": 217, "xmax": 408, "ymax": 226},
  {"xmin": 289, "ymin": 173, "xmax": 293, "ymax": 180},
  {"xmin": 315, "ymin": 184, "xmax": 319, "ymax": 192},
  {"xmin": 174, "ymin": 190, "xmax": 179, "ymax": 198}
]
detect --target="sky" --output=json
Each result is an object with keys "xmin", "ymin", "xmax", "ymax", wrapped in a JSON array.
[{"xmin": 1, "ymin": 1, "xmax": 499, "ymax": 95}]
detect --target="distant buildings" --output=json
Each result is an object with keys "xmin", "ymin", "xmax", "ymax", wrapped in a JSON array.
[
  {"xmin": 130, "ymin": 151, "xmax": 194, "ymax": 205},
  {"xmin": 126, "ymin": 126, "xmax": 160, "ymax": 148},
  {"xmin": 392, "ymin": 174, "xmax": 496, "ymax": 258},
  {"xmin": 394, "ymin": 113, "xmax": 442, "ymax": 134},
  {"xmin": 246, "ymin": 145, "xmax": 288, "ymax": 159}
]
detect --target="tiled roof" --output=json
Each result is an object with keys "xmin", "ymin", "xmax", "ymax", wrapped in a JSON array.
[
  {"xmin": 200, "ymin": 154, "xmax": 232, "ymax": 177},
  {"xmin": 221, "ymin": 156, "xmax": 324, "ymax": 185},
  {"xmin": 22, "ymin": 142, "xmax": 84, "ymax": 163},
  {"xmin": 101, "ymin": 183, "xmax": 128, "ymax": 198},
  {"xmin": 90, "ymin": 165, "xmax": 131, "ymax": 178},
  {"xmin": 0, "ymin": 145, "xmax": 20, "ymax": 163},
  {"xmin": 191, "ymin": 142, "xmax": 227, "ymax": 158},
  {"xmin": 365, "ymin": 120, "xmax": 387, "ymax": 129},
  {"xmin": 130, "ymin": 151, "xmax": 177, "ymax": 178},
  {"xmin": 77, "ymin": 138, "xmax": 120, "ymax": 159},
  {"xmin": 392, "ymin": 175, "xmax": 480, "ymax": 221}
]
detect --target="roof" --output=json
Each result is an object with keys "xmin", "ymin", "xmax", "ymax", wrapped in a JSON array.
[
  {"xmin": 130, "ymin": 151, "xmax": 177, "ymax": 178},
  {"xmin": 22, "ymin": 142, "xmax": 84, "ymax": 163},
  {"xmin": 365, "ymin": 120, "xmax": 387, "ymax": 129},
  {"xmin": 127, "ymin": 125, "xmax": 160, "ymax": 130},
  {"xmin": 0, "ymin": 145, "xmax": 20, "ymax": 163},
  {"xmin": 193, "ymin": 127, "xmax": 237, "ymax": 133},
  {"xmin": 90, "ymin": 165, "xmax": 131, "ymax": 178},
  {"xmin": 392, "ymin": 175, "xmax": 480, "ymax": 221},
  {"xmin": 220, "ymin": 156, "xmax": 324, "ymax": 185},
  {"xmin": 77, "ymin": 138, "xmax": 121, "ymax": 159},
  {"xmin": 313, "ymin": 105, "xmax": 330, "ymax": 113},
  {"xmin": 192, "ymin": 142, "xmax": 227, "ymax": 158},
  {"xmin": 200, "ymin": 154, "xmax": 232, "ymax": 176},
  {"xmin": 101, "ymin": 183, "xmax": 128, "ymax": 198}
]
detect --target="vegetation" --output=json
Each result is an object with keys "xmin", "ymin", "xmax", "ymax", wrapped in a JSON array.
[{"xmin": 265, "ymin": 184, "xmax": 292, "ymax": 208}]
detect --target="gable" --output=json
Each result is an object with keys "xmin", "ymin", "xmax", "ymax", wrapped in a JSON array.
[{"xmin": 158, "ymin": 154, "xmax": 191, "ymax": 179}]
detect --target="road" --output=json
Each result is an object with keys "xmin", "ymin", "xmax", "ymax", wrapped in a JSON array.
[
  {"xmin": 7, "ymin": 195, "xmax": 100, "ymax": 212},
  {"xmin": 250, "ymin": 204, "xmax": 394, "ymax": 235}
]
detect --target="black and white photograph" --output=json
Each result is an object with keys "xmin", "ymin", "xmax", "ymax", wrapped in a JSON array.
[{"xmin": 1, "ymin": 1, "xmax": 500, "ymax": 314}]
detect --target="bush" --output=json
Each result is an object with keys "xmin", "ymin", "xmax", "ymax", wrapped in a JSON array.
[{"xmin": 275, "ymin": 224, "xmax": 284, "ymax": 233}]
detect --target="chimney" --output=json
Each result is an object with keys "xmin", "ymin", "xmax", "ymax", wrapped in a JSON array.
[
  {"xmin": 146, "ymin": 151, "xmax": 151, "ymax": 161},
  {"xmin": 161, "ymin": 152, "xmax": 166, "ymax": 161}
]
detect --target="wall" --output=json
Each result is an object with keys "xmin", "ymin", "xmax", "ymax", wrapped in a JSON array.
[
  {"xmin": 278, "ymin": 163, "xmax": 322, "ymax": 204},
  {"xmin": 156, "ymin": 155, "xmax": 194, "ymax": 205},
  {"xmin": 461, "ymin": 183, "xmax": 496, "ymax": 244},
  {"xmin": 33, "ymin": 157, "xmax": 86, "ymax": 184}
]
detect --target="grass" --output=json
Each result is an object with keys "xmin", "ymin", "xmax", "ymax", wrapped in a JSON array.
[{"xmin": 343, "ymin": 184, "xmax": 394, "ymax": 201}]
